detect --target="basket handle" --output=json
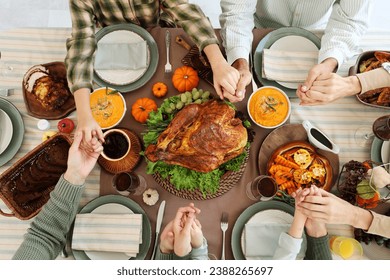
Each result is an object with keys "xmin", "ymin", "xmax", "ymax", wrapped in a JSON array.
[{"xmin": 0, "ymin": 207, "xmax": 15, "ymax": 217}]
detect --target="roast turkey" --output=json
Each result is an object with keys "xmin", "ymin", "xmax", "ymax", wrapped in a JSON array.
[{"xmin": 145, "ymin": 100, "xmax": 248, "ymax": 172}]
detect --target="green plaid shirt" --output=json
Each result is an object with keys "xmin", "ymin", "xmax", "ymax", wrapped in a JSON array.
[{"xmin": 65, "ymin": 0, "xmax": 218, "ymax": 93}]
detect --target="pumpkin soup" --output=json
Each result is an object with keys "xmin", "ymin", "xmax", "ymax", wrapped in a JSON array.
[
  {"xmin": 248, "ymin": 87, "xmax": 290, "ymax": 128},
  {"xmin": 90, "ymin": 87, "xmax": 126, "ymax": 129}
]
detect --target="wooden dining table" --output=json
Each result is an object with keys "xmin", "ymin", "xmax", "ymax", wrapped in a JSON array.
[{"xmin": 0, "ymin": 26, "xmax": 390, "ymax": 260}]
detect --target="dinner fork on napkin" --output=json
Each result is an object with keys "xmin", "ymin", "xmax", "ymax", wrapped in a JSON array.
[{"xmin": 71, "ymin": 213, "xmax": 143, "ymax": 256}]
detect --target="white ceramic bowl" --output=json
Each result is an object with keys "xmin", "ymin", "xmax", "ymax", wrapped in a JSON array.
[
  {"xmin": 247, "ymin": 86, "xmax": 291, "ymax": 129},
  {"xmin": 90, "ymin": 87, "xmax": 127, "ymax": 129}
]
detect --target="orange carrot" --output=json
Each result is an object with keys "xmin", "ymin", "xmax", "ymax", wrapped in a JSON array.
[
  {"xmin": 274, "ymin": 155, "xmax": 300, "ymax": 169},
  {"xmin": 269, "ymin": 164, "xmax": 292, "ymax": 175},
  {"xmin": 274, "ymin": 170, "xmax": 293, "ymax": 185},
  {"xmin": 279, "ymin": 181, "xmax": 295, "ymax": 191}
]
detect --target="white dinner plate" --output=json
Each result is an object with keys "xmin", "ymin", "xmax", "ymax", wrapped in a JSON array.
[
  {"xmin": 381, "ymin": 140, "xmax": 390, "ymax": 163},
  {"xmin": 0, "ymin": 108, "xmax": 13, "ymax": 154},
  {"xmin": 71, "ymin": 195, "xmax": 151, "ymax": 260},
  {"xmin": 240, "ymin": 209, "xmax": 306, "ymax": 260},
  {"xmin": 269, "ymin": 35, "xmax": 319, "ymax": 89},
  {"xmin": 95, "ymin": 30, "xmax": 149, "ymax": 86},
  {"xmin": 84, "ymin": 203, "xmax": 137, "ymax": 260},
  {"xmin": 93, "ymin": 24, "xmax": 159, "ymax": 93}
]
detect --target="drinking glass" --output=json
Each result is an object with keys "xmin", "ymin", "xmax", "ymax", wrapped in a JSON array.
[
  {"xmin": 245, "ymin": 175, "xmax": 278, "ymax": 201},
  {"xmin": 354, "ymin": 115, "xmax": 390, "ymax": 147},
  {"xmin": 372, "ymin": 115, "xmax": 390, "ymax": 141},
  {"xmin": 112, "ymin": 171, "xmax": 147, "ymax": 196}
]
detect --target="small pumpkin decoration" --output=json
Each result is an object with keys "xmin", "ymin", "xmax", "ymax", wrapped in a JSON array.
[
  {"xmin": 131, "ymin": 97, "xmax": 157, "ymax": 123},
  {"xmin": 143, "ymin": 188, "xmax": 159, "ymax": 206},
  {"xmin": 172, "ymin": 66, "xmax": 199, "ymax": 92},
  {"xmin": 152, "ymin": 82, "xmax": 168, "ymax": 98}
]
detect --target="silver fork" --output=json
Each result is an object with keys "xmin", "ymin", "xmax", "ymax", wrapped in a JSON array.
[
  {"xmin": 164, "ymin": 30, "xmax": 172, "ymax": 75},
  {"xmin": 220, "ymin": 212, "xmax": 228, "ymax": 260}
]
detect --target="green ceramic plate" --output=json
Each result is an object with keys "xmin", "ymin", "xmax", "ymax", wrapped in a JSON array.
[
  {"xmin": 371, "ymin": 137, "xmax": 383, "ymax": 163},
  {"xmin": 71, "ymin": 195, "xmax": 151, "ymax": 260},
  {"xmin": 0, "ymin": 98, "xmax": 24, "ymax": 166},
  {"xmin": 253, "ymin": 27, "xmax": 321, "ymax": 98},
  {"xmin": 93, "ymin": 23, "xmax": 159, "ymax": 92},
  {"xmin": 231, "ymin": 200, "xmax": 294, "ymax": 260}
]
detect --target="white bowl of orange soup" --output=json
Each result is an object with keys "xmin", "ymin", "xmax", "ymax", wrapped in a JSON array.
[
  {"xmin": 90, "ymin": 87, "xmax": 126, "ymax": 129},
  {"xmin": 247, "ymin": 86, "xmax": 291, "ymax": 129}
]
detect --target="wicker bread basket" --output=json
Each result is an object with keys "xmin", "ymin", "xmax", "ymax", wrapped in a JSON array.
[{"xmin": 0, "ymin": 133, "xmax": 72, "ymax": 220}]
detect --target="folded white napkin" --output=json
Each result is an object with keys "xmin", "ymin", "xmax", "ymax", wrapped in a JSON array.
[
  {"xmin": 72, "ymin": 213, "xmax": 142, "ymax": 256},
  {"xmin": 262, "ymin": 49, "xmax": 318, "ymax": 82},
  {"xmin": 244, "ymin": 223, "xmax": 290, "ymax": 259},
  {"xmin": 94, "ymin": 41, "xmax": 148, "ymax": 70}
]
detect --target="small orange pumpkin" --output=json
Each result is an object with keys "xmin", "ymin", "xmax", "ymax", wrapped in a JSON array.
[
  {"xmin": 172, "ymin": 66, "xmax": 199, "ymax": 93},
  {"xmin": 152, "ymin": 82, "xmax": 168, "ymax": 98},
  {"xmin": 131, "ymin": 97, "xmax": 157, "ymax": 123},
  {"xmin": 356, "ymin": 191, "xmax": 380, "ymax": 209}
]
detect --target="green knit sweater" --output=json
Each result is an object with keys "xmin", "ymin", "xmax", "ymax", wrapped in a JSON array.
[
  {"xmin": 13, "ymin": 175, "xmax": 84, "ymax": 260},
  {"xmin": 12, "ymin": 176, "xmax": 208, "ymax": 260}
]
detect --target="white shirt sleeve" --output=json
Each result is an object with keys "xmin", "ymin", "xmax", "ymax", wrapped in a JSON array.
[
  {"xmin": 319, "ymin": 0, "xmax": 373, "ymax": 66},
  {"xmin": 219, "ymin": 0, "xmax": 257, "ymax": 64},
  {"xmin": 272, "ymin": 232, "xmax": 303, "ymax": 260}
]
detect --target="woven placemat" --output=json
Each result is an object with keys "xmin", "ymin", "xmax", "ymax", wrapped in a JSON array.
[{"xmin": 152, "ymin": 146, "xmax": 250, "ymax": 200}]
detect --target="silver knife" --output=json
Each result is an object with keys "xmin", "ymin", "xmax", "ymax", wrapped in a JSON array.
[{"xmin": 151, "ymin": 200, "xmax": 166, "ymax": 259}]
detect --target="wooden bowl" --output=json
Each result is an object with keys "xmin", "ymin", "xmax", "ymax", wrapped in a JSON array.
[{"xmin": 266, "ymin": 140, "xmax": 333, "ymax": 192}]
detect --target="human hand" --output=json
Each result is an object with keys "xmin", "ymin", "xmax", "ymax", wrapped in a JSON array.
[
  {"xmin": 301, "ymin": 186, "xmax": 328, "ymax": 238},
  {"xmin": 76, "ymin": 113, "xmax": 104, "ymax": 153},
  {"xmin": 172, "ymin": 206, "xmax": 196, "ymax": 257},
  {"xmin": 190, "ymin": 219, "xmax": 204, "ymax": 249},
  {"xmin": 64, "ymin": 131, "xmax": 103, "ymax": 185},
  {"xmin": 211, "ymin": 60, "xmax": 240, "ymax": 102},
  {"xmin": 159, "ymin": 221, "xmax": 174, "ymax": 254},
  {"xmin": 296, "ymin": 187, "xmax": 357, "ymax": 225},
  {"xmin": 296, "ymin": 73, "xmax": 361, "ymax": 106},
  {"xmin": 223, "ymin": 58, "xmax": 251, "ymax": 102},
  {"xmin": 288, "ymin": 188, "xmax": 309, "ymax": 238},
  {"xmin": 297, "ymin": 58, "xmax": 338, "ymax": 105}
]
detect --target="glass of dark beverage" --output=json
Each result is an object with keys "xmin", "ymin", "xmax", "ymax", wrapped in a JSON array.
[
  {"xmin": 102, "ymin": 129, "xmax": 131, "ymax": 161},
  {"xmin": 373, "ymin": 115, "xmax": 390, "ymax": 141},
  {"xmin": 245, "ymin": 175, "xmax": 278, "ymax": 201},
  {"xmin": 112, "ymin": 171, "xmax": 147, "ymax": 196}
]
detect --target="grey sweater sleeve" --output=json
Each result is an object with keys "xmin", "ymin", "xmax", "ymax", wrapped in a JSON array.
[{"xmin": 12, "ymin": 175, "xmax": 84, "ymax": 260}]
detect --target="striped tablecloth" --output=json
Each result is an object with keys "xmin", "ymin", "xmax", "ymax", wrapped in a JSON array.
[
  {"xmin": 0, "ymin": 28, "xmax": 389, "ymax": 260},
  {"xmin": 0, "ymin": 28, "xmax": 100, "ymax": 259}
]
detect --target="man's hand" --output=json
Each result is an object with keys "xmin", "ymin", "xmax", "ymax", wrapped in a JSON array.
[
  {"xmin": 226, "ymin": 58, "xmax": 252, "ymax": 102},
  {"xmin": 64, "ymin": 131, "xmax": 103, "ymax": 185}
]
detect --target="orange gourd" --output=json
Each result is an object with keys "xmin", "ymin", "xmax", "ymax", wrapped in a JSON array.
[
  {"xmin": 172, "ymin": 66, "xmax": 199, "ymax": 92},
  {"xmin": 152, "ymin": 82, "xmax": 168, "ymax": 98},
  {"xmin": 356, "ymin": 191, "xmax": 380, "ymax": 209},
  {"xmin": 131, "ymin": 97, "xmax": 157, "ymax": 123}
]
